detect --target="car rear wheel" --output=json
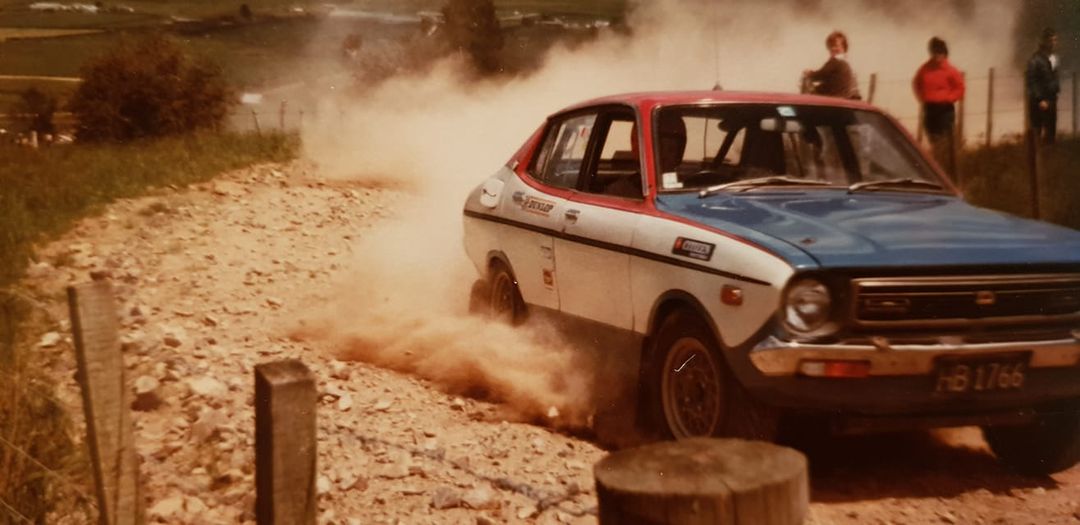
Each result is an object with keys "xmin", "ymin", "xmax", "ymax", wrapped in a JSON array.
[
  {"xmin": 983, "ymin": 410, "xmax": 1080, "ymax": 475},
  {"xmin": 644, "ymin": 308, "xmax": 777, "ymax": 441},
  {"xmin": 488, "ymin": 263, "xmax": 525, "ymax": 325}
]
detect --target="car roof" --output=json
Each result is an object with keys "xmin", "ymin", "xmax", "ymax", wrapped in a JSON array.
[{"xmin": 558, "ymin": 90, "xmax": 875, "ymax": 114}]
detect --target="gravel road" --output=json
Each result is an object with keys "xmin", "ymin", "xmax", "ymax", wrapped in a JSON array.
[{"xmin": 23, "ymin": 161, "xmax": 1080, "ymax": 524}]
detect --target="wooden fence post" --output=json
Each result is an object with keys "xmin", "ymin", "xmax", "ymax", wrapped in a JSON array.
[
  {"xmin": 68, "ymin": 280, "xmax": 144, "ymax": 525},
  {"xmin": 957, "ymin": 71, "xmax": 966, "ymax": 147},
  {"xmin": 251, "ymin": 110, "xmax": 261, "ymax": 135},
  {"xmin": 255, "ymin": 360, "xmax": 317, "ymax": 525},
  {"xmin": 279, "ymin": 101, "xmax": 287, "ymax": 131},
  {"xmin": 867, "ymin": 73, "xmax": 877, "ymax": 105},
  {"xmin": 1024, "ymin": 84, "xmax": 1041, "ymax": 219},
  {"xmin": 594, "ymin": 438, "xmax": 807, "ymax": 525},
  {"xmin": 985, "ymin": 67, "xmax": 995, "ymax": 147},
  {"xmin": 1073, "ymin": 71, "xmax": 1077, "ymax": 136}
]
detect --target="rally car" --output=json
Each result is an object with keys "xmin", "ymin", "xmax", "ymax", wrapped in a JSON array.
[{"xmin": 461, "ymin": 91, "xmax": 1080, "ymax": 474}]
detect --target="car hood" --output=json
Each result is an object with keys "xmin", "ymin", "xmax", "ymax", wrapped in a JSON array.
[{"xmin": 656, "ymin": 190, "xmax": 1080, "ymax": 270}]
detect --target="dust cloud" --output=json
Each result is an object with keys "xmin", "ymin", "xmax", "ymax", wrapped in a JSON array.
[{"xmin": 294, "ymin": 0, "xmax": 1023, "ymax": 427}]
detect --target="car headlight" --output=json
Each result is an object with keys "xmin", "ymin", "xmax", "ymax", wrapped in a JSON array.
[{"xmin": 782, "ymin": 278, "xmax": 838, "ymax": 337}]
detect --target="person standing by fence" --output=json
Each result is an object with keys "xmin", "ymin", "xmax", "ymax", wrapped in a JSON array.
[
  {"xmin": 802, "ymin": 31, "xmax": 862, "ymax": 100},
  {"xmin": 1026, "ymin": 28, "xmax": 1060, "ymax": 145},
  {"xmin": 913, "ymin": 37, "xmax": 965, "ymax": 175}
]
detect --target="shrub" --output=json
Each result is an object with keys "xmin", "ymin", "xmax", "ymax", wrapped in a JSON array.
[
  {"xmin": 441, "ymin": 0, "xmax": 504, "ymax": 74},
  {"xmin": 17, "ymin": 87, "xmax": 58, "ymax": 136},
  {"xmin": 69, "ymin": 34, "xmax": 234, "ymax": 142}
]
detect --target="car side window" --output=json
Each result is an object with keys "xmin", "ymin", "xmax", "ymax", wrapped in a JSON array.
[
  {"xmin": 530, "ymin": 113, "xmax": 596, "ymax": 190},
  {"xmin": 584, "ymin": 115, "xmax": 643, "ymax": 199}
]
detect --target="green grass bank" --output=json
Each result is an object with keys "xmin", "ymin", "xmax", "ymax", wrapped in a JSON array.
[{"xmin": 961, "ymin": 137, "xmax": 1080, "ymax": 232}]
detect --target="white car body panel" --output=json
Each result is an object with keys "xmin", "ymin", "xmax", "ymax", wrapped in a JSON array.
[
  {"xmin": 627, "ymin": 214, "xmax": 795, "ymax": 347},
  {"xmin": 492, "ymin": 171, "xmax": 566, "ymax": 310},
  {"xmin": 556, "ymin": 197, "xmax": 640, "ymax": 330}
]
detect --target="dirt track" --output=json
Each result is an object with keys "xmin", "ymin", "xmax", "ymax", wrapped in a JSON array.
[{"xmin": 24, "ymin": 161, "xmax": 1080, "ymax": 524}]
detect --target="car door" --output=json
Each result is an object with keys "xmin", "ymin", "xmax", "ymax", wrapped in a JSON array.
[
  {"xmin": 498, "ymin": 111, "xmax": 598, "ymax": 311},
  {"xmin": 554, "ymin": 108, "xmax": 643, "ymax": 331}
]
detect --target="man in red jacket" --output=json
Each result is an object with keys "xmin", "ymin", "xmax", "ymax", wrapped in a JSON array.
[{"xmin": 913, "ymin": 37, "xmax": 965, "ymax": 176}]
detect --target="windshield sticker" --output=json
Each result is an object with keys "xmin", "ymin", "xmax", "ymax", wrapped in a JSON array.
[
  {"xmin": 522, "ymin": 196, "xmax": 556, "ymax": 216},
  {"xmin": 672, "ymin": 237, "xmax": 715, "ymax": 261},
  {"xmin": 662, "ymin": 172, "xmax": 683, "ymax": 189},
  {"xmin": 777, "ymin": 106, "xmax": 797, "ymax": 117}
]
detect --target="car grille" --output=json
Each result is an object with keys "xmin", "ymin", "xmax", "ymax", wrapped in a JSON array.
[{"xmin": 851, "ymin": 274, "xmax": 1080, "ymax": 328}]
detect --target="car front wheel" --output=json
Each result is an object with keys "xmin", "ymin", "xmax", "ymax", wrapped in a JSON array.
[
  {"xmin": 983, "ymin": 409, "xmax": 1080, "ymax": 475},
  {"xmin": 644, "ymin": 309, "xmax": 777, "ymax": 441}
]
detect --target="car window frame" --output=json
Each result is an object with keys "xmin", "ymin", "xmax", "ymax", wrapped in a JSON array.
[
  {"xmin": 578, "ymin": 105, "xmax": 645, "ymax": 201},
  {"xmin": 650, "ymin": 102, "xmax": 953, "ymax": 195},
  {"xmin": 526, "ymin": 109, "xmax": 600, "ymax": 191}
]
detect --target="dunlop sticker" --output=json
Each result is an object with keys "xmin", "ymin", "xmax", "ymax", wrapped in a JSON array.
[
  {"xmin": 672, "ymin": 237, "xmax": 715, "ymax": 261},
  {"xmin": 522, "ymin": 196, "xmax": 556, "ymax": 216}
]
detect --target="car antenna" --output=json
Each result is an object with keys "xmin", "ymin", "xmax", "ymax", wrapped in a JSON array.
[{"xmin": 711, "ymin": 0, "xmax": 722, "ymax": 90}]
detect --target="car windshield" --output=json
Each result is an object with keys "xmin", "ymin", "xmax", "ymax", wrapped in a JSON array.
[{"xmin": 653, "ymin": 104, "xmax": 946, "ymax": 195}]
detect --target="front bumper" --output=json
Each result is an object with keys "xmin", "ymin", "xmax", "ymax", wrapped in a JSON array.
[{"xmin": 738, "ymin": 335, "xmax": 1080, "ymax": 418}]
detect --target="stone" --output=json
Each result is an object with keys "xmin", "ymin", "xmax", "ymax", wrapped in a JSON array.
[
  {"xmin": 547, "ymin": 406, "xmax": 560, "ymax": 419},
  {"xmin": 317, "ymin": 476, "xmax": 332, "ymax": 495},
  {"xmin": 373, "ymin": 399, "xmax": 392, "ymax": 411},
  {"xmin": 38, "ymin": 332, "xmax": 62, "ymax": 348},
  {"xmin": 462, "ymin": 486, "xmax": 499, "ymax": 510},
  {"xmin": 184, "ymin": 496, "xmax": 208, "ymax": 514},
  {"xmin": 202, "ymin": 315, "xmax": 220, "ymax": 327},
  {"xmin": 148, "ymin": 496, "xmax": 185, "ymax": 520},
  {"xmin": 163, "ymin": 335, "xmax": 183, "ymax": 348},
  {"xmin": 431, "ymin": 487, "xmax": 463, "ymax": 510},
  {"xmin": 134, "ymin": 375, "xmax": 160, "ymax": 395},
  {"xmin": 266, "ymin": 297, "xmax": 284, "ymax": 308},
  {"xmin": 476, "ymin": 516, "xmax": 497, "ymax": 525},
  {"xmin": 450, "ymin": 398, "xmax": 466, "ymax": 411},
  {"xmin": 191, "ymin": 410, "xmax": 226, "ymax": 442},
  {"xmin": 517, "ymin": 505, "xmax": 539, "ymax": 520},
  {"xmin": 188, "ymin": 376, "xmax": 228, "ymax": 399},
  {"xmin": 939, "ymin": 511, "xmax": 957, "ymax": 524},
  {"xmin": 337, "ymin": 394, "xmax": 353, "ymax": 411}
]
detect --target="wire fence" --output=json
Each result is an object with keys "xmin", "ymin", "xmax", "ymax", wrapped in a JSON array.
[
  {"xmin": 0, "ymin": 291, "xmax": 96, "ymax": 524},
  {"xmin": 868, "ymin": 68, "xmax": 1077, "ymax": 147}
]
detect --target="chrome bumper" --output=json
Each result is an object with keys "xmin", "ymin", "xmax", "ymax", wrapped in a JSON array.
[{"xmin": 749, "ymin": 334, "xmax": 1080, "ymax": 377}]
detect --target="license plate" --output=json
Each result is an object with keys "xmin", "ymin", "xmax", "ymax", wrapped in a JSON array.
[{"xmin": 934, "ymin": 353, "xmax": 1029, "ymax": 394}]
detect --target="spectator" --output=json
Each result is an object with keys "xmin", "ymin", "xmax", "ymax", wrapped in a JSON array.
[
  {"xmin": 913, "ymin": 37, "xmax": 965, "ymax": 174},
  {"xmin": 803, "ymin": 31, "xmax": 861, "ymax": 100},
  {"xmin": 1026, "ymin": 27, "xmax": 1060, "ymax": 144}
]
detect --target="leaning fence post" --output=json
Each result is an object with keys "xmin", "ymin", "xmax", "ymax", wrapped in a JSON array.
[
  {"xmin": 867, "ymin": 73, "xmax": 877, "ymax": 105},
  {"xmin": 68, "ymin": 280, "xmax": 144, "ymax": 525},
  {"xmin": 985, "ymin": 67, "xmax": 995, "ymax": 147},
  {"xmin": 255, "ymin": 360, "xmax": 317, "ymax": 525},
  {"xmin": 251, "ymin": 109, "xmax": 261, "ymax": 135},
  {"xmin": 594, "ymin": 438, "xmax": 807, "ymax": 525}
]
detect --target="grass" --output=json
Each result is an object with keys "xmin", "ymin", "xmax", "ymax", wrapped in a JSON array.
[
  {"xmin": 0, "ymin": 131, "xmax": 298, "ymax": 287},
  {"xmin": 0, "ymin": 130, "xmax": 297, "ymax": 522},
  {"xmin": 960, "ymin": 136, "xmax": 1080, "ymax": 231}
]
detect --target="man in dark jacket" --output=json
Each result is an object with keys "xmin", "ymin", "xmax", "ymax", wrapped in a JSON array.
[
  {"xmin": 803, "ymin": 31, "xmax": 861, "ymax": 100},
  {"xmin": 1026, "ymin": 28, "xmax": 1060, "ymax": 144}
]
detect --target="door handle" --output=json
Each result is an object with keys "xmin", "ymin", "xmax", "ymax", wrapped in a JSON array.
[
  {"xmin": 511, "ymin": 191, "xmax": 526, "ymax": 204},
  {"xmin": 564, "ymin": 209, "xmax": 580, "ymax": 223}
]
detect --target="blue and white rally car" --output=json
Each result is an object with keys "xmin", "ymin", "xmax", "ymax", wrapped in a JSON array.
[{"xmin": 462, "ymin": 91, "xmax": 1080, "ymax": 474}]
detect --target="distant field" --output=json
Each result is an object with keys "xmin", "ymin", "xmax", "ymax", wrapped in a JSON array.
[{"xmin": 0, "ymin": 27, "xmax": 100, "ymax": 39}]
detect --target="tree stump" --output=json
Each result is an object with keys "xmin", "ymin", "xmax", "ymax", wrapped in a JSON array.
[{"xmin": 594, "ymin": 438, "xmax": 808, "ymax": 525}]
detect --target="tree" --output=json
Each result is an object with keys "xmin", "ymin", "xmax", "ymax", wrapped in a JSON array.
[
  {"xmin": 17, "ymin": 88, "xmax": 57, "ymax": 136},
  {"xmin": 441, "ymin": 0, "xmax": 504, "ymax": 75},
  {"xmin": 69, "ymin": 34, "xmax": 233, "ymax": 141}
]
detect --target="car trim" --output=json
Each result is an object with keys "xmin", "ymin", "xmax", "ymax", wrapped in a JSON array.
[
  {"xmin": 462, "ymin": 209, "xmax": 771, "ymax": 286},
  {"xmin": 748, "ymin": 335, "xmax": 1080, "ymax": 376}
]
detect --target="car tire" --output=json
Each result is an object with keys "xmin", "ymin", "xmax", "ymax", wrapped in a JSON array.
[
  {"xmin": 468, "ymin": 279, "xmax": 490, "ymax": 315},
  {"xmin": 487, "ymin": 263, "xmax": 526, "ymax": 325},
  {"xmin": 642, "ymin": 308, "xmax": 777, "ymax": 441},
  {"xmin": 983, "ymin": 409, "xmax": 1080, "ymax": 475}
]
